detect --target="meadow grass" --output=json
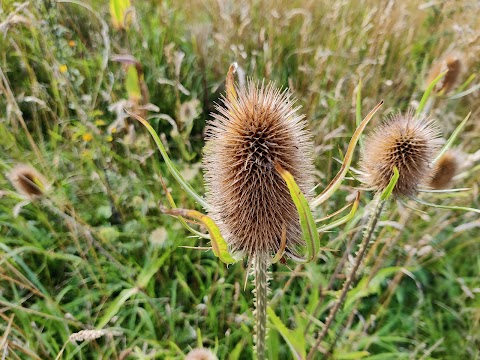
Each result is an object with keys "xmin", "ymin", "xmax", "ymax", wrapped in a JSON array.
[{"xmin": 1, "ymin": 0, "xmax": 479, "ymax": 359}]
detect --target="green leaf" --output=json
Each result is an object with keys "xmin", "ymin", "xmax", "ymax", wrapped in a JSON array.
[
  {"xmin": 136, "ymin": 250, "xmax": 173, "ymax": 288},
  {"xmin": 380, "ymin": 166, "xmax": 399, "ymax": 201},
  {"xmin": 96, "ymin": 287, "xmax": 139, "ymax": 329},
  {"xmin": 109, "ymin": 0, "xmax": 131, "ymax": 30},
  {"xmin": 161, "ymin": 207, "xmax": 237, "ymax": 264},
  {"xmin": 412, "ymin": 196, "xmax": 480, "ymax": 214},
  {"xmin": 312, "ymin": 101, "xmax": 383, "ymax": 207},
  {"xmin": 345, "ymin": 266, "xmax": 403, "ymax": 308},
  {"xmin": 276, "ymin": 164, "xmax": 319, "ymax": 263},
  {"xmin": 433, "ymin": 112, "xmax": 471, "ymax": 164},
  {"xmin": 126, "ymin": 66, "xmax": 141, "ymax": 103},
  {"xmin": 127, "ymin": 111, "xmax": 209, "ymax": 209},
  {"xmin": 334, "ymin": 351, "xmax": 371, "ymax": 359},
  {"xmin": 267, "ymin": 307, "xmax": 306, "ymax": 360},
  {"xmin": 415, "ymin": 70, "xmax": 447, "ymax": 116},
  {"xmin": 317, "ymin": 192, "xmax": 360, "ymax": 233}
]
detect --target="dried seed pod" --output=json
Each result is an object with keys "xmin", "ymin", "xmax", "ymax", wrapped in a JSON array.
[
  {"xmin": 185, "ymin": 348, "xmax": 218, "ymax": 360},
  {"xmin": 426, "ymin": 53, "xmax": 462, "ymax": 94},
  {"xmin": 429, "ymin": 150, "xmax": 459, "ymax": 190},
  {"xmin": 203, "ymin": 81, "xmax": 315, "ymax": 259},
  {"xmin": 7, "ymin": 164, "xmax": 49, "ymax": 199},
  {"xmin": 360, "ymin": 112, "xmax": 441, "ymax": 197}
]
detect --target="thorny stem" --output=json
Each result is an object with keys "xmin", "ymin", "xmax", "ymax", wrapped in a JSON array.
[
  {"xmin": 254, "ymin": 254, "xmax": 269, "ymax": 360},
  {"xmin": 307, "ymin": 198, "xmax": 385, "ymax": 359}
]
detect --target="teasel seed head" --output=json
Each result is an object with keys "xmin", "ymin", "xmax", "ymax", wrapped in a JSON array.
[
  {"xmin": 426, "ymin": 53, "xmax": 462, "ymax": 94},
  {"xmin": 203, "ymin": 81, "xmax": 315, "ymax": 259},
  {"xmin": 429, "ymin": 150, "xmax": 459, "ymax": 190},
  {"xmin": 7, "ymin": 164, "xmax": 50, "ymax": 199},
  {"xmin": 360, "ymin": 112, "xmax": 441, "ymax": 197},
  {"xmin": 185, "ymin": 348, "xmax": 218, "ymax": 360}
]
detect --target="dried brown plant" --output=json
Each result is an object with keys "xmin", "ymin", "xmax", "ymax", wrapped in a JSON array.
[
  {"xmin": 426, "ymin": 53, "xmax": 462, "ymax": 94},
  {"xmin": 203, "ymin": 81, "xmax": 315, "ymax": 259},
  {"xmin": 7, "ymin": 164, "xmax": 49, "ymax": 199},
  {"xmin": 429, "ymin": 150, "xmax": 459, "ymax": 190},
  {"xmin": 360, "ymin": 112, "xmax": 441, "ymax": 197}
]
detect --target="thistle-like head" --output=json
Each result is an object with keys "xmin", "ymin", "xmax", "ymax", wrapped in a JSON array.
[
  {"xmin": 360, "ymin": 112, "xmax": 441, "ymax": 197},
  {"xmin": 203, "ymin": 81, "xmax": 315, "ymax": 259},
  {"xmin": 7, "ymin": 164, "xmax": 50, "ymax": 199}
]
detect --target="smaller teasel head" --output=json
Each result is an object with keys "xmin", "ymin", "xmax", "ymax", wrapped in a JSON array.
[
  {"xmin": 7, "ymin": 164, "xmax": 50, "ymax": 199},
  {"xmin": 360, "ymin": 112, "xmax": 441, "ymax": 197},
  {"xmin": 429, "ymin": 150, "xmax": 459, "ymax": 190},
  {"xmin": 426, "ymin": 53, "xmax": 462, "ymax": 95}
]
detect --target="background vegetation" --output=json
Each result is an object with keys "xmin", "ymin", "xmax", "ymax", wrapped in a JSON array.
[{"xmin": 0, "ymin": 0, "xmax": 479, "ymax": 359}]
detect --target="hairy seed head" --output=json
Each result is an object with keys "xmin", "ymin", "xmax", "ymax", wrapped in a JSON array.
[
  {"xmin": 360, "ymin": 112, "xmax": 441, "ymax": 197},
  {"xmin": 426, "ymin": 53, "xmax": 462, "ymax": 94},
  {"xmin": 185, "ymin": 348, "xmax": 218, "ymax": 360},
  {"xmin": 7, "ymin": 164, "xmax": 49, "ymax": 199},
  {"xmin": 429, "ymin": 150, "xmax": 458, "ymax": 190},
  {"xmin": 203, "ymin": 81, "xmax": 315, "ymax": 259}
]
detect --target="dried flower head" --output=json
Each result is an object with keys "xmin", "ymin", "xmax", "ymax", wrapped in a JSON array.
[
  {"xmin": 426, "ymin": 53, "xmax": 462, "ymax": 94},
  {"xmin": 429, "ymin": 150, "xmax": 458, "ymax": 190},
  {"xmin": 7, "ymin": 164, "xmax": 49, "ymax": 199},
  {"xmin": 203, "ymin": 81, "xmax": 315, "ymax": 259},
  {"xmin": 360, "ymin": 112, "xmax": 441, "ymax": 197},
  {"xmin": 185, "ymin": 348, "xmax": 218, "ymax": 360}
]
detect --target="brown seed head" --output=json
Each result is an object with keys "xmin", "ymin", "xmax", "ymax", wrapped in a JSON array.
[
  {"xmin": 360, "ymin": 112, "xmax": 441, "ymax": 197},
  {"xmin": 7, "ymin": 164, "xmax": 49, "ymax": 199},
  {"xmin": 429, "ymin": 150, "xmax": 458, "ymax": 190},
  {"xmin": 185, "ymin": 348, "xmax": 218, "ymax": 360},
  {"xmin": 203, "ymin": 81, "xmax": 315, "ymax": 259},
  {"xmin": 426, "ymin": 53, "xmax": 462, "ymax": 94}
]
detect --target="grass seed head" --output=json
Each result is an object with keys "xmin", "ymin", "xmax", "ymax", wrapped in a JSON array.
[
  {"xmin": 203, "ymin": 81, "xmax": 315, "ymax": 259},
  {"xmin": 429, "ymin": 150, "xmax": 459, "ymax": 190},
  {"xmin": 7, "ymin": 164, "xmax": 49, "ymax": 199},
  {"xmin": 185, "ymin": 348, "xmax": 218, "ymax": 360},
  {"xmin": 360, "ymin": 112, "xmax": 441, "ymax": 197},
  {"xmin": 426, "ymin": 53, "xmax": 462, "ymax": 94}
]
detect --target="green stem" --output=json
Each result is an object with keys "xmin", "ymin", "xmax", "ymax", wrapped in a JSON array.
[
  {"xmin": 306, "ymin": 198, "xmax": 385, "ymax": 359},
  {"xmin": 254, "ymin": 254, "xmax": 269, "ymax": 360}
]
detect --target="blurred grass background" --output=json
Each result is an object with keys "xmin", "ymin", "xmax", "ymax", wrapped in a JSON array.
[{"xmin": 0, "ymin": 0, "xmax": 479, "ymax": 359}]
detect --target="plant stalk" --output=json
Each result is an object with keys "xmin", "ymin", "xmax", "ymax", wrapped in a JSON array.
[
  {"xmin": 307, "ymin": 198, "xmax": 385, "ymax": 359},
  {"xmin": 254, "ymin": 254, "xmax": 269, "ymax": 360}
]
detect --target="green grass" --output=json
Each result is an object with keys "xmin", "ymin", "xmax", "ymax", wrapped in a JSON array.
[{"xmin": 1, "ymin": 0, "xmax": 479, "ymax": 359}]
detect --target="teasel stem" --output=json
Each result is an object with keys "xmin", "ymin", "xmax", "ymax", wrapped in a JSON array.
[
  {"xmin": 254, "ymin": 253, "xmax": 269, "ymax": 360},
  {"xmin": 307, "ymin": 197, "xmax": 385, "ymax": 359}
]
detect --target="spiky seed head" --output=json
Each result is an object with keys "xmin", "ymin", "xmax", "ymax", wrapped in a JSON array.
[
  {"xmin": 426, "ymin": 53, "xmax": 462, "ymax": 94},
  {"xmin": 203, "ymin": 81, "xmax": 315, "ymax": 259},
  {"xmin": 429, "ymin": 150, "xmax": 458, "ymax": 190},
  {"xmin": 7, "ymin": 164, "xmax": 49, "ymax": 199},
  {"xmin": 185, "ymin": 348, "xmax": 218, "ymax": 360},
  {"xmin": 360, "ymin": 112, "xmax": 441, "ymax": 197}
]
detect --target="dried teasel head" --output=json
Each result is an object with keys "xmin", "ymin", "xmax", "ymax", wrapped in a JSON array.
[
  {"xmin": 429, "ymin": 150, "xmax": 459, "ymax": 190},
  {"xmin": 360, "ymin": 112, "xmax": 441, "ymax": 197},
  {"xmin": 203, "ymin": 81, "xmax": 315, "ymax": 259},
  {"xmin": 426, "ymin": 53, "xmax": 462, "ymax": 95},
  {"xmin": 7, "ymin": 164, "xmax": 49, "ymax": 199},
  {"xmin": 185, "ymin": 348, "xmax": 218, "ymax": 360}
]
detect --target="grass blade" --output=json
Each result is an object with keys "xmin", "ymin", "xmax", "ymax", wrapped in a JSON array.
[{"xmin": 312, "ymin": 101, "xmax": 383, "ymax": 208}]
